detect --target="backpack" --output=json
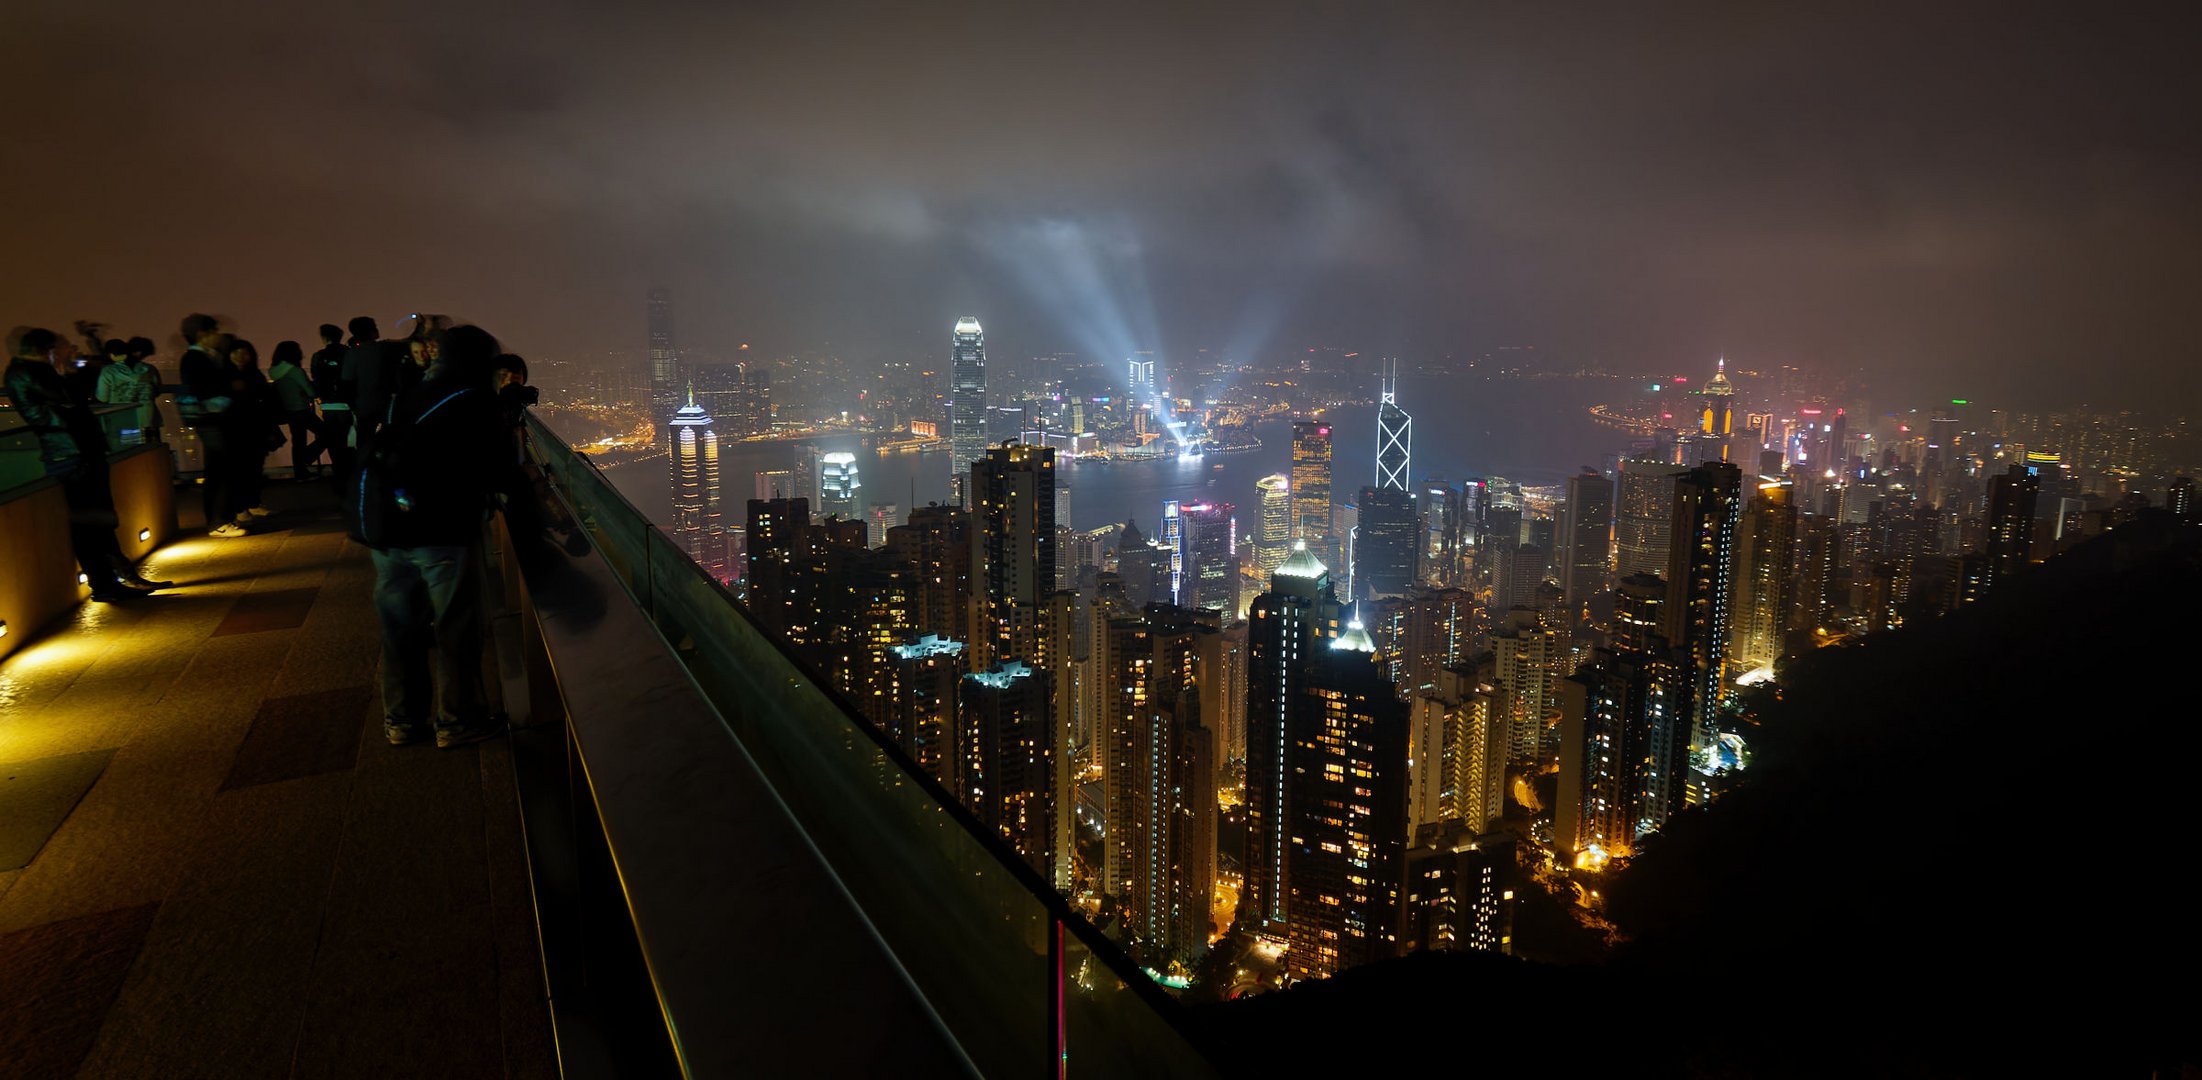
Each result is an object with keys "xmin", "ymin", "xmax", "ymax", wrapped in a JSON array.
[{"xmin": 349, "ymin": 385, "xmax": 476, "ymax": 547}]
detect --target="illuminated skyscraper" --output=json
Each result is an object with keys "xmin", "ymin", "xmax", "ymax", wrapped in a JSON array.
[
  {"xmin": 1161, "ymin": 500, "xmax": 1187, "ymax": 606},
  {"xmin": 1375, "ymin": 360, "xmax": 1411, "ymax": 491},
  {"xmin": 970, "ymin": 441, "xmax": 1060, "ymax": 668},
  {"xmin": 1127, "ymin": 354, "xmax": 1156, "ymax": 396},
  {"xmin": 668, "ymin": 387, "xmax": 725, "ymax": 577},
  {"xmin": 1290, "ymin": 421, "xmax": 1334, "ymax": 560},
  {"xmin": 819, "ymin": 451, "xmax": 861, "ymax": 521},
  {"xmin": 1490, "ymin": 608, "xmax": 1563, "ymax": 766},
  {"xmin": 1419, "ymin": 480, "xmax": 1462, "ymax": 587},
  {"xmin": 1615, "ymin": 459, "xmax": 1690, "ymax": 580},
  {"xmin": 1663, "ymin": 462, "xmax": 1743, "ymax": 771},
  {"xmin": 1729, "ymin": 478, "xmax": 1796, "ymax": 680},
  {"xmin": 1180, "ymin": 501, "xmax": 1240, "ymax": 617},
  {"xmin": 1555, "ymin": 573, "xmax": 1689, "ymax": 864},
  {"xmin": 959, "ymin": 661, "xmax": 1056, "ymax": 877},
  {"xmin": 1559, "ymin": 468, "xmax": 1614, "ymax": 623},
  {"xmin": 1245, "ymin": 543, "xmax": 1345, "ymax": 931},
  {"xmin": 1961, "ymin": 463, "xmax": 2040, "ymax": 603},
  {"xmin": 1283, "ymin": 619, "xmax": 1407, "ymax": 981},
  {"xmin": 647, "ymin": 287, "xmax": 681, "ymax": 444},
  {"xmin": 949, "ymin": 317, "xmax": 987, "ymax": 505},
  {"xmin": 1255, "ymin": 474, "xmax": 1292, "ymax": 579},
  {"xmin": 1098, "ymin": 604, "xmax": 1218, "ymax": 970},
  {"xmin": 874, "ymin": 635, "xmax": 965, "ymax": 787},
  {"xmin": 969, "ymin": 441, "xmax": 1074, "ymax": 890},
  {"xmin": 1700, "ymin": 357, "xmax": 1735, "ymax": 463}
]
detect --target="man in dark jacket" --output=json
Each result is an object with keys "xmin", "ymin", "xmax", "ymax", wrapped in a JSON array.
[
  {"xmin": 177, "ymin": 312, "xmax": 253, "ymax": 536},
  {"xmin": 309, "ymin": 323, "xmax": 354, "ymax": 487},
  {"xmin": 345, "ymin": 315, "xmax": 424, "ymax": 451},
  {"xmin": 367, "ymin": 323, "xmax": 506, "ymax": 748},
  {"xmin": 4, "ymin": 326, "xmax": 169, "ymax": 599}
]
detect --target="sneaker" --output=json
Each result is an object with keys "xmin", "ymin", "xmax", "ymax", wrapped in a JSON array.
[
  {"xmin": 435, "ymin": 716, "xmax": 506, "ymax": 749},
  {"xmin": 209, "ymin": 522, "xmax": 249, "ymax": 538},
  {"xmin": 385, "ymin": 721, "xmax": 428, "ymax": 746},
  {"xmin": 246, "ymin": 506, "xmax": 274, "ymax": 518}
]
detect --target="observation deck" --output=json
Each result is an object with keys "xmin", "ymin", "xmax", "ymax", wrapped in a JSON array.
[{"xmin": 0, "ymin": 408, "xmax": 1215, "ymax": 1077}]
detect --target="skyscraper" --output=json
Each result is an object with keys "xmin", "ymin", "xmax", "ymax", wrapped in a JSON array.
[
  {"xmin": 668, "ymin": 387, "xmax": 726, "ymax": 578},
  {"xmin": 959, "ymin": 661, "xmax": 1056, "ymax": 877},
  {"xmin": 950, "ymin": 317, "xmax": 987, "ymax": 505},
  {"xmin": 1098, "ymin": 604, "xmax": 1219, "ymax": 970},
  {"xmin": 970, "ymin": 442, "xmax": 1058, "ymax": 669},
  {"xmin": 1615, "ymin": 459, "xmax": 1690, "ymax": 580},
  {"xmin": 1419, "ymin": 480, "xmax": 1462, "ymax": 587},
  {"xmin": 1290, "ymin": 422, "xmax": 1334, "ymax": 561},
  {"xmin": 1962, "ymin": 463, "xmax": 2040, "ymax": 602},
  {"xmin": 969, "ymin": 441, "xmax": 1074, "ymax": 891},
  {"xmin": 1663, "ymin": 462, "xmax": 1743, "ymax": 770},
  {"xmin": 819, "ymin": 451, "xmax": 861, "ymax": 521},
  {"xmin": 1555, "ymin": 573, "xmax": 1690, "ymax": 864},
  {"xmin": 1559, "ymin": 468, "xmax": 1615, "ymax": 623},
  {"xmin": 1700, "ymin": 357, "xmax": 1735, "ymax": 463},
  {"xmin": 1729, "ymin": 478, "xmax": 1797, "ymax": 679},
  {"xmin": 1283, "ymin": 619, "xmax": 1407, "ymax": 981},
  {"xmin": 1490, "ymin": 608, "xmax": 1564, "ymax": 766},
  {"xmin": 1245, "ymin": 543, "xmax": 1346, "ymax": 931},
  {"xmin": 647, "ymin": 287, "xmax": 681, "ymax": 443},
  {"xmin": 1354, "ymin": 485, "xmax": 1420, "ymax": 600},
  {"xmin": 1179, "ymin": 501, "xmax": 1240, "ymax": 617},
  {"xmin": 1375, "ymin": 361, "xmax": 1412, "ymax": 492},
  {"xmin": 1255, "ymin": 474, "xmax": 1292, "ymax": 580}
]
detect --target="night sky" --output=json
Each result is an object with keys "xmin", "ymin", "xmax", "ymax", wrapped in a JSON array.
[{"xmin": 5, "ymin": 1, "xmax": 2197, "ymax": 407}]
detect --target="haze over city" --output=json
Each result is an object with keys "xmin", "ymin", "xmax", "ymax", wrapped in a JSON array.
[{"xmin": 6, "ymin": 1, "xmax": 2200, "ymax": 408}]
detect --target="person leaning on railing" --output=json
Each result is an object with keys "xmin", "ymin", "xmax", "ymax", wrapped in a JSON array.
[
  {"xmin": 3, "ymin": 325, "xmax": 173, "ymax": 600},
  {"xmin": 94, "ymin": 336, "xmax": 163, "ymax": 443}
]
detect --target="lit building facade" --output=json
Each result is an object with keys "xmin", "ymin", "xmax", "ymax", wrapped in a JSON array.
[
  {"xmin": 1354, "ymin": 486, "xmax": 1420, "ymax": 600},
  {"xmin": 1290, "ymin": 421, "xmax": 1334, "ymax": 562},
  {"xmin": 1729, "ymin": 479, "xmax": 1796, "ymax": 679},
  {"xmin": 1245, "ymin": 543, "xmax": 1346, "ymax": 931},
  {"xmin": 949, "ymin": 317, "xmax": 987, "ymax": 505},
  {"xmin": 1255, "ymin": 474, "xmax": 1292, "ymax": 580},
  {"xmin": 669, "ymin": 388, "xmax": 727, "ymax": 578},
  {"xmin": 819, "ymin": 451, "xmax": 861, "ymax": 521},
  {"xmin": 1283, "ymin": 620, "xmax": 1407, "ymax": 981},
  {"xmin": 1663, "ymin": 462, "xmax": 1743, "ymax": 768}
]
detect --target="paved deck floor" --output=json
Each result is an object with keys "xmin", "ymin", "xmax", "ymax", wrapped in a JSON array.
[{"xmin": 0, "ymin": 479, "xmax": 555, "ymax": 1079}]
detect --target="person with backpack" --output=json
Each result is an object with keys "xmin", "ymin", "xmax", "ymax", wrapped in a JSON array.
[
  {"xmin": 358, "ymin": 322, "xmax": 507, "ymax": 749},
  {"xmin": 308, "ymin": 323, "xmax": 352, "ymax": 483}
]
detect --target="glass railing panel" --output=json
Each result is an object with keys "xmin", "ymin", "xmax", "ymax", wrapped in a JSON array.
[
  {"xmin": 524, "ymin": 415, "xmax": 1215, "ymax": 1077},
  {"xmin": 0, "ymin": 422, "xmax": 46, "ymax": 492}
]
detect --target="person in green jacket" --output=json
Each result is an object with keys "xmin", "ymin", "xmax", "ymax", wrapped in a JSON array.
[
  {"xmin": 94, "ymin": 337, "xmax": 163, "ymax": 443},
  {"xmin": 267, "ymin": 340, "xmax": 326, "ymax": 480}
]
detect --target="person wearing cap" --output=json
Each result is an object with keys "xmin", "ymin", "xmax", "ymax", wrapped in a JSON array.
[{"xmin": 95, "ymin": 336, "xmax": 164, "ymax": 443}]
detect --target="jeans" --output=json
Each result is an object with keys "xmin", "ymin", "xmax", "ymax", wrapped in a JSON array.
[{"xmin": 372, "ymin": 543, "xmax": 488, "ymax": 730}]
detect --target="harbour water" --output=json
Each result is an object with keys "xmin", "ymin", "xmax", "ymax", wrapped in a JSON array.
[{"xmin": 590, "ymin": 374, "xmax": 1639, "ymax": 534}]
